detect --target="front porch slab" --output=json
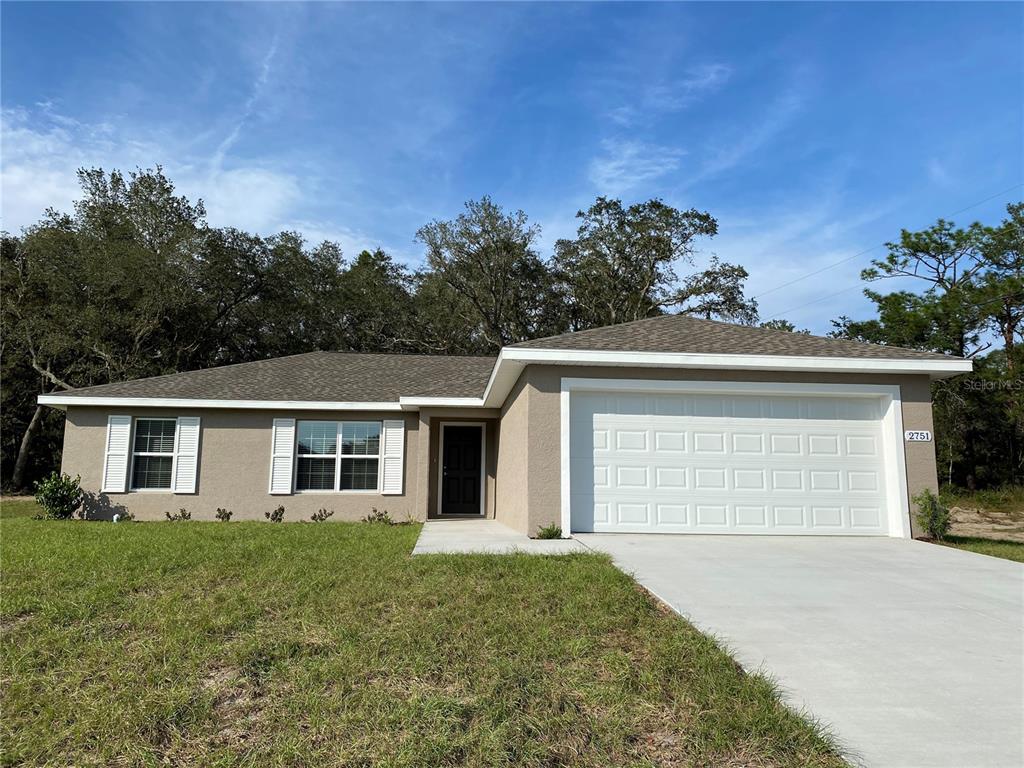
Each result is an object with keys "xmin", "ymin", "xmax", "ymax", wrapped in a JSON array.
[{"xmin": 412, "ymin": 519, "xmax": 587, "ymax": 555}]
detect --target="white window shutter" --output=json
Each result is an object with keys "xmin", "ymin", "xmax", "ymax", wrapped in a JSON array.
[
  {"xmin": 380, "ymin": 419, "xmax": 405, "ymax": 495},
  {"xmin": 269, "ymin": 418, "xmax": 296, "ymax": 494},
  {"xmin": 101, "ymin": 415, "xmax": 132, "ymax": 493},
  {"xmin": 172, "ymin": 416, "xmax": 201, "ymax": 494}
]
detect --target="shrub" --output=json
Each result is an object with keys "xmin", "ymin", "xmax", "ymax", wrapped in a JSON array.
[
  {"xmin": 311, "ymin": 508, "xmax": 334, "ymax": 522},
  {"xmin": 215, "ymin": 507, "xmax": 233, "ymax": 522},
  {"xmin": 362, "ymin": 508, "xmax": 392, "ymax": 524},
  {"xmin": 536, "ymin": 524, "xmax": 562, "ymax": 540},
  {"xmin": 265, "ymin": 505, "xmax": 285, "ymax": 523},
  {"xmin": 113, "ymin": 511, "xmax": 135, "ymax": 523},
  {"xmin": 33, "ymin": 472, "xmax": 83, "ymax": 520},
  {"xmin": 165, "ymin": 508, "xmax": 191, "ymax": 521},
  {"xmin": 913, "ymin": 489, "xmax": 951, "ymax": 540}
]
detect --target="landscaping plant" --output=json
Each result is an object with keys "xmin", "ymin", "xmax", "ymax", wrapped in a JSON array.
[
  {"xmin": 265, "ymin": 505, "xmax": 285, "ymax": 523},
  {"xmin": 536, "ymin": 524, "xmax": 562, "ymax": 539},
  {"xmin": 362, "ymin": 508, "xmax": 392, "ymax": 524},
  {"xmin": 32, "ymin": 472, "xmax": 82, "ymax": 520},
  {"xmin": 215, "ymin": 507, "xmax": 233, "ymax": 522},
  {"xmin": 165, "ymin": 508, "xmax": 191, "ymax": 522},
  {"xmin": 310, "ymin": 508, "xmax": 334, "ymax": 522},
  {"xmin": 913, "ymin": 488, "xmax": 951, "ymax": 540}
]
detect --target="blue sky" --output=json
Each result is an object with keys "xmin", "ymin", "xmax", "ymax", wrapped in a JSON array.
[{"xmin": 2, "ymin": 2, "xmax": 1021, "ymax": 333}]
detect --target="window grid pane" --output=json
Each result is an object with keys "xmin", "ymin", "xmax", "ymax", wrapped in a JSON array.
[
  {"xmin": 297, "ymin": 421, "xmax": 337, "ymax": 456},
  {"xmin": 340, "ymin": 458, "xmax": 378, "ymax": 490},
  {"xmin": 132, "ymin": 455, "xmax": 173, "ymax": 489},
  {"xmin": 341, "ymin": 422, "xmax": 380, "ymax": 456},
  {"xmin": 134, "ymin": 419, "xmax": 176, "ymax": 453},
  {"xmin": 297, "ymin": 457, "xmax": 336, "ymax": 491}
]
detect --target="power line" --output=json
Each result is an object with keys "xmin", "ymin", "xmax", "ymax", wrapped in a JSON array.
[
  {"xmin": 768, "ymin": 286, "xmax": 1023, "ymax": 324},
  {"xmin": 753, "ymin": 182, "xmax": 1023, "ymax": 301},
  {"xmin": 767, "ymin": 283, "xmax": 863, "ymax": 321}
]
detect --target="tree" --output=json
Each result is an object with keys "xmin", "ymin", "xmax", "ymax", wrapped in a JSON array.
[
  {"xmin": 859, "ymin": 217, "xmax": 990, "ymax": 358},
  {"xmin": 974, "ymin": 203, "xmax": 1024, "ymax": 373},
  {"xmin": 0, "ymin": 169, "xmax": 364, "ymax": 490},
  {"xmin": 415, "ymin": 197, "xmax": 563, "ymax": 351},
  {"xmin": 676, "ymin": 257, "xmax": 758, "ymax": 324},
  {"xmin": 760, "ymin": 319, "xmax": 809, "ymax": 334},
  {"xmin": 336, "ymin": 249, "xmax": 417, "ymax": 353},
  {"xmin": 552, "ymin": 197, "xmax": 754, "ymax": 329},
  {"xmin": 833, "ymin": 204, "xmax": 1024, "ymax": 486}
]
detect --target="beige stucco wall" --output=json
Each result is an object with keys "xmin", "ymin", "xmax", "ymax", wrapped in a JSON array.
[
  {"xmin": 494, "ymin": 371, "xmax": 530, "ymax": 534},
  {"xmin": 61, "ymin": 405, "xmax": 502, "ymax": 522},
  {"xmin": 496, "ymin": 365, "xmax": 940, "ymax": 538}
]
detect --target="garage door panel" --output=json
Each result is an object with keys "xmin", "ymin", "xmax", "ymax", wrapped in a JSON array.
[{"xmin": 570, "ymin": 390, "xmax": 892, "ymax": 536}]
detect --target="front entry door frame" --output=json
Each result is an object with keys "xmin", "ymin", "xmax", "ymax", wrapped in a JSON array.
[{"xmin": 437, "ymin": 421, "xmax": 486, "ymax": 516}]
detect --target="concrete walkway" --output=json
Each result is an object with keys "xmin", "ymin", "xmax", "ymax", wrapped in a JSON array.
[
  {"xmin": 412, "ymin": 519, "xmax": 587, "ymax": 555},
  {"xmin": 576, "ymin": 534, "xmax": 1024, "ymax": 768}
]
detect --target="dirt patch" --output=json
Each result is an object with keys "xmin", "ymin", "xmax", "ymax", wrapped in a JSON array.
[
  {"xmin": 0, "ymin": 614, "xmax": 33, "ymax": 633},
  {"xmin": 948, "ymin": 506, "xmax": 1024, "ymax": 542},
  {"xmin": 199, "ymin": 663, "xmax": 264, "ymax": 748}
]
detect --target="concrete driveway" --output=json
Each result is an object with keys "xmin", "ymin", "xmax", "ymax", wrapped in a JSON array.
[{"xmin": 575, "ymin": 535, "xmax": 1024, "ymax": 768}]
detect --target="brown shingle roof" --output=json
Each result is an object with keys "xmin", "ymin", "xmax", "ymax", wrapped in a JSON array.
[
  {"xmin": 510, "ymin": 314, "xmax": 957, "ymax": 361},
  {"xmin": 56, "ymin": 316, "xmax": 961, "ymax": 404},
  {"xmin": 58, "ymin": 352, "xmax": 497, "ymax": 402}
]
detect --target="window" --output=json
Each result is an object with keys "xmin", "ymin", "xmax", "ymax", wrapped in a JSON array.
[
  {"xmin": 295, "ymin": 420, "xmax": 380, "ymax": 491},
  {"xmin": 131, "ymin": 418, "xmax": 176, "ymax": 489},
  {"xmin": 341, "ymin": 422, "xmax": 380, "ymax": 490},
  {"xmin": 296, "ymin": 421, "xmax": 337, "ymax": 491}
]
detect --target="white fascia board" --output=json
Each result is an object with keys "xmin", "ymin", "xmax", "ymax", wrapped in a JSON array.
[
  {"xmin": 398, "ymin": 396, "xmax": 485, "ymax": 409},
  {"xmin": 480, "ymin": 347, "xmax": 970, "ymax": 409},
  {"xmin": 37, "ymin": 394, "xmax": 406, "ymax": 411},
  {"xmin": 498, "ymin": 347, "xmax": 972, "ymax": 376},
  {"xmin": 481, "ymin": 352, "xmax": 525, "ymax": 409}
]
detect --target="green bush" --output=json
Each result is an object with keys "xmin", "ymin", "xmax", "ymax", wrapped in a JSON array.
[
  {"xmin": 913, "ymin": 489, "xmax": 951, "ymax": 540},
  {"xmin": 32, "ymin": 472, "xmax": 83, "ymax": 520},
  {"xmin": 536, "ymin": 524, "xmax": 562, "ymax": 540},
  {"xmin": 215, "ymin": 507, "xmax": 233, "ymax": 522},
  {"xmin": 165, "ymin": 508, "xmax": 191, "ymax": 521},
  {"xmin": 265, "ymin": 505, "xmax": 285, "ymax": 523},
  {"xmin": 310, "ymin": 508, "xmax": 334, "ymax": 522}
]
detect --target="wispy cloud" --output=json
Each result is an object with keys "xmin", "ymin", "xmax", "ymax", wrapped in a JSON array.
[
  {"xmin": 683, "ymin": 85, "xmax": 806, "ymax": 188},
  {"xmin": 1, "ymin": 105, "xmax": 300, "ymax": 235},
  {"xmin": 608, "ymin": 62, "xmax": 732, "ymax": 126},
  {"xmin": 926, "ymin": 157, "xmax": 952, "ymax": 187},
  {"xmin": 588, "ymin": 138, "xmax": 685, "ymax": 196},
  {"xmin": 210, "ymin": 34, "xmax": 280, "ymax": 172}
]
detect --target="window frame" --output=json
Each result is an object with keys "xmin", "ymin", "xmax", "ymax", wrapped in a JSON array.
[
  {"xmin": 129, "ymin": 417, "xmax": 178, "ymax": 492},
  {"xmin": 293, "ymin": 420, "xmax": 382, "ymax": 494}
]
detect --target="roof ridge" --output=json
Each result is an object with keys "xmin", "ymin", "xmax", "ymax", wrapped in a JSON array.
[
  {"xmin": 509, "ymin": 313, "xmax": 669, "ymax": 347},
  {"xmin": 675, "ymin": 314, "xmax": 956, "ymax": 360},
  {"xmin": 508, "ymin": 312, "xmax": 959, "ymax": 361}
]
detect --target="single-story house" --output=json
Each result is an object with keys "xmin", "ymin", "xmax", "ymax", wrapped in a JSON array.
[{"xmin": 39, "ymin": 314, "xmax": 972, "ymax": 537}]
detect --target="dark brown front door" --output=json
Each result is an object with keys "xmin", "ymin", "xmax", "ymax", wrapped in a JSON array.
[{"xmin": 441, "ymin": 425, "xmax": 483, "ymax": 515}]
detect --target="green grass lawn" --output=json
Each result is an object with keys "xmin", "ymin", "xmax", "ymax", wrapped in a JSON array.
[
  {"xmin": 940, "ymin": 535, "xmax": 1024, "ymax": 563},
  {"xmin": 1, "ymin": 498, "xmax": 844, "ymax": 768}
]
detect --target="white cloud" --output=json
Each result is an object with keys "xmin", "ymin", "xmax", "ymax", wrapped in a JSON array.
[
  {"xmin": 685, "ymin": 86, "xmax": 805, "ymax": 187},
  {"xmin": 0, "ymin": 106, "xmax": 303, "ymax": 236},
  {"xmin": 607, "ymin": 62, "xmax": 732, "ymax": 126},
  {"xmin": 210, "ymin": 34, "xmax": 280, "ymax": 172},
  {"xmin": 588, "ymin": 138, "xmax": 685, "ymax": 196},
  {"xmin": 926, "ymin": 157, "xmax": 952, "ymax": 187}
]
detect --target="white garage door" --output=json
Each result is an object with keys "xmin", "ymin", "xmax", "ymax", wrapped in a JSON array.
[{"xmin": 569, "ymin": 389, "xmax": 894, "ymax": 535}]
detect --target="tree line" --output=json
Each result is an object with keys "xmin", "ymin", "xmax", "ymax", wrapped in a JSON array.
[{"xmin": 1, "ymin": 167, "xmax": 1020, "ymax": 491}]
